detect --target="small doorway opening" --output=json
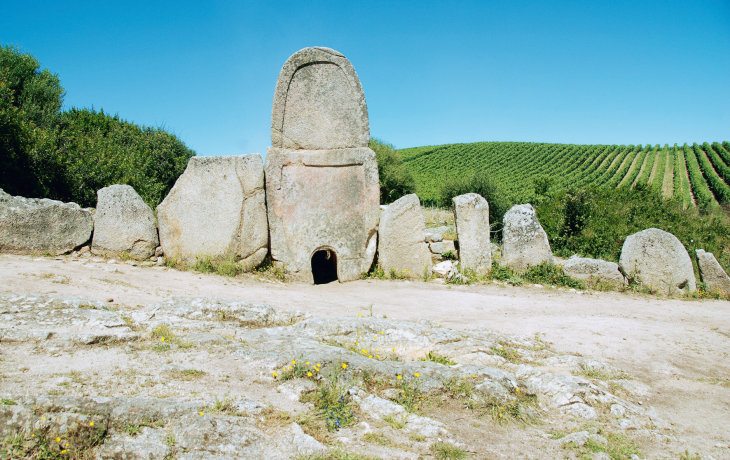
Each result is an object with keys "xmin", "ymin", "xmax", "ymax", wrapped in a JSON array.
[{"xmin": 312, "ymin": 248, "xmax": 338, "ymax": 284}]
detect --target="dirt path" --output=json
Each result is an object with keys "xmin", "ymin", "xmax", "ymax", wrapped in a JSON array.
[{"xmin": 2, "ymin": 254, "xmax": 729, "ymax": 457}]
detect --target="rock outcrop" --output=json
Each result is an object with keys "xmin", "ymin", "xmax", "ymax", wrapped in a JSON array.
[
  {"xmin": 0, "ymin": 189, "xmax": 93, "ymax": 255},
  {"xmin": 157, "ymin": 155, "xmax": 268, "ymax": 270},
  {"xmin": 695, "ymin": 249, "xmax": 730, "ymax": 295},
  {"xmin": 378, "ymin": 194, "xmax": 432, "ymax": 277},
  {"xmin": 92, "ymin": 184, "xmax": 158, "ymax": 260},
  {"xmin": 619, "ymin": 228, "xmax": 696, "ymax": 293},
  {"xmin": 561, "ymin": 255, "xmax": 626, "ymax": 286},
  {"xmin": 501, "ymin": 204, "xmax": 552, "ymax": 271},
  {"xmin": 453, "ymin": 193, "xmax": 491, "ymax": 275}
]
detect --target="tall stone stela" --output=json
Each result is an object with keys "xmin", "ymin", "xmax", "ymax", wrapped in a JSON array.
[{"xmin": 265, "ymin": 47, "xmax": 380, "ymax": 283}]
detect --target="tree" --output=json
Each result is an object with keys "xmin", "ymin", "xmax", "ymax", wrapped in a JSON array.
[{"xmin": 0, "ymin": 45, "xmax": 64, "ymax": 197}]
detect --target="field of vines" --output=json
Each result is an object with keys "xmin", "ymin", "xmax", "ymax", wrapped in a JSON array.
[{"xmin": 399, "ymin": 141, "xmax": 730, "ymax": 209}]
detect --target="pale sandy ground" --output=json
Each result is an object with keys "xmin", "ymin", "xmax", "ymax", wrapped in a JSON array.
[{"xmin": 1, "ymin": 254, "xmax": 729, "ymax": 458}]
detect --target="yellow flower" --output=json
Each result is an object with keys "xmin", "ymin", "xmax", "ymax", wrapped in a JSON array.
[
  {"xmin": 357, "ymin": 312, "xmax": 363, "ymax": 318},
  {"xmin": 515, "ymin": 387, "xmax": 522, "ymax": 395},
  {"xmin": 55, "ymin": 437, "xmax": 61, "ymax": 443},
  {"xmin": 291, "ymin": 359, "xmax": 297, "ymax": 365},
  {"xmin": 198, "ymin": 410, "xmax": 204, "ymax": 416},
  {"xmin": 306, "ymin": 371, "xmax": 313, "ymax": 377},
  {"xmin": 89, "ymin": 421, "xmax": 95, "ymax": 427},
  {"xmin": 414, "ymin": 372, "xmax": 421, "ymax": 378},
  {"xmin": 61, "ymin": 450, "xmax": 68, "ymax": 455},
  {"xmin": 272, "ymin": 371, "xmax": 278, "ymax": 378},
  {"xmin": 396, "ymin": 374, "xmax": 403, "ymax": 380},
  {"xmin": 341, "ymin": 362, "xmax": 348, "ymax": 369},
  {"xmin": 160, "ymin": 337, "xmax": 165, "ymax": 342},
  {"xmin": 315, "ymin": 363, "xmax": 321, "ymax": 368},
  {"xmin": 379, "ymin": 330, "xmax": 385, "ymax": 335},
  {"xmin": 305, "ymin": 361, "xmax": 310, "ymax": 365},
  {"xmin": 368, "ymin": 354, "xmax": 373, "ymax": 359},
  {"xmin": 361, "ymin": 348, "xmax": 368, "ymax": 355}
]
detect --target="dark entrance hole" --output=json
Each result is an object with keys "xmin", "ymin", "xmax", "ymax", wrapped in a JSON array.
[{"xmin": 312, "ymin": 249, "xmax": 338, "ymax": 284}]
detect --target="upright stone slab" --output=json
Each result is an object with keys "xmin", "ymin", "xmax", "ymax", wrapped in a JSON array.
[
  {"xmin": 378, "ymin": 194, "xmax": 432, "ymax": 277},
  {"xmin": 619, "ymin": 228, "xmax": 695, "ymax": 293},
  {"xmin": 92, "ymin": 184, "xmax": 159, "ymax": 260},
  {"xmin": 0, "ymin": 188, "xmax": 93, "ymax": 255},
  {"xmin": 266, "ymin": 47, "xmax": 379, "ymax": 282},
  {"xmin": 157, "ymin": 155, "xmax": 268, "ymax": 270},
  {"xmin": 452, "ymin": 193, "xmax": 491, "ymax": 275},
  {"xmin": 695, "ymin": 249, "xmax": 730, "ymax": 295},
  {"xmin": 501, "ymin": 204, "xmax": 552, "ymax": 271}
]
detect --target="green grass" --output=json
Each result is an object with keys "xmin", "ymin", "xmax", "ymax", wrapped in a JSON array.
[
  {"xmin": 523, "ymin": 263, "xmax": 585, "ymax": 289},
  {"xmin": 430, "ymin": 441, "xmax": 469, "ymax": 459}
]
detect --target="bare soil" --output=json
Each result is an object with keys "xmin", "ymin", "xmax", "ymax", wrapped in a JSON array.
[{"xmin": 1, "ymin": 254, "xmax": 729, "ymax": 458}]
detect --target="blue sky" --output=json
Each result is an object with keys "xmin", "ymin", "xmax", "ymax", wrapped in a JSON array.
[{"xmin": 2, "ymin": 1, "xmax": 729, "ymax": 155}]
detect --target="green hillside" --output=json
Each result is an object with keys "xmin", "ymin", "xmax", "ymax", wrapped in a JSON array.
[
  {"xmin": 397, "ymin": 140, "xmax": 730, "ymax": 274},
  {"xmin": 399, "ymin": 141, "xmax": 730, "ymax": 210}
]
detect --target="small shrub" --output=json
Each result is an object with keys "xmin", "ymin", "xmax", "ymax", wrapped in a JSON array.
[
  {"xmin": 488, "ymin": 263, "xmax": 523, "ymax": 285},
  {"xmin": 423, "ymin": 351, "xmax": 456, "ymax": 366},
  {"xmin": 441, "ymin": 250, "xmax": 458, "ymax": 260},
  {"xmin": 430, "ymin": 441, "xmax": 468, "ymax": 460},
  {"xmin": 302, "ymin": 369, "xmax": 356, "ymax": 431},
  {"xmin": 394, "ymin": 374, "xmax": 424, "ymax": 413},
  {"xmin": 522, "ymin": 263, "xmax": 585, "ymax": 289}
]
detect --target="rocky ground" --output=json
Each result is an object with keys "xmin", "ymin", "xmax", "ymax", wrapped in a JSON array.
[{"xmin": 1, "ymin": 255, "xmax": 729, "ymax": 459}]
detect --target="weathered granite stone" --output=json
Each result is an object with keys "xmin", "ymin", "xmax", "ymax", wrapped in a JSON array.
[
  {"xmin": 0, "ymin": 189, "xmax": 93, "ymax": 255},
  {"xmin": 265, "ymin": 47, "xmax": 379, "ymax": 282},
  {"xmin": 562, "ymin": 255, "xmax": 626, "ymax": 286},
  {"xmin": 378, "ymin": 194, "xmax": 432, "ymax": 277},
  {"xmin": 619, "ymin": 228, "xmax": 695, "ymax": 293},
  {"xmin": 501, "ymin": 204, "xmax": 552, "ymax": 271},
  {"xmin": 695, "ymin": 249, "xmax": 730, "ymax": 295},
  {"xmin": 424, "ymin": 226, "xmax": 451, "ymax": 243},
  {"xmin": 271, "ymin": 47, "xmax": 369, "ymax": 150},
  {"xmin": 157, "ymin": 155, "xmax": 268, "ymax": 270},
  {"xmin": 453, "ymin": 193, "xmax": 491, "ymax": 275},
  {"xmin": 429, "ymin": 240, "xmax": 456, "ymax": 255},
  {"xmin": 266, "ymin": 148, "xmax": 379, "ymax": 281},
  {"xmin": 92, "ymin": 185, "xmax": 158, "ymax": 260}
]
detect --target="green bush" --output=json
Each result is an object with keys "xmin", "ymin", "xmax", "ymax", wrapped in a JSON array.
[
  {"xmin": 54, "ymin": 109, "xmax": 193, "ymax": 207},
  {"xmin": 370, "ymin": 138, "xmax": 415, "ymax": 204},
  {"xmin": 538, "ymin": 187, "xmax": 730, "ymax": 271},
  {"xmin": 439, "ymin": 174, "xmax": 511, "ymax": 239},
  {"xmin": 0, "ymin": 45, "xmax": 194, "ymax": 207}
]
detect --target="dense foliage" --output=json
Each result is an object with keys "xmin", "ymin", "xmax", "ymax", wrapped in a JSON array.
[
  {"xmin": 369, "ymin": 138, "xmax": 415, "ymax": 204},
  {"xmin": 399, "ymin": 141, "xmax": 730, "ymax": 271},
  {"xmin": 0, "ymin": 45, "xmax": 194, "ymax": 207}
]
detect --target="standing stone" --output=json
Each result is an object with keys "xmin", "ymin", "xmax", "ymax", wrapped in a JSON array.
[
  {"xmin": 695, "ymin": 249, "xmax": 730, "ymax": 295},
  {"xmin": 0, "ymin": 189, "xmax": 93, "ymax": 255},
  {"xmin": 378, "ymin": 194, "xmax": 432, "ymax": 277},
  {"xmin": 562, "ymin": 255, "xmax": 626, "ymax": 286},
  {"xmin": 157, "ymin": 155, "xmax": 268, "ymax": 270},
  {"xmin": 266, "ymin": 47, "xmax": 379, "ymax": 282},
  {"xmin": 501, "ymin": 204, "xmax": 552, "ymax": 271},
  {"xmin": 618, "ymin": 228, "xmax": 696, "ymax": 293},
  {"xmin": 92, "ymin": 185, "xmax": 159, "ymax": 260},
  {"xmin": 452, "ymin": 193, "xmax": 491, "ymax": 275},
  {"xmin": 271, "ymin": 47, "xmax": 369, "ymax": 150}
]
